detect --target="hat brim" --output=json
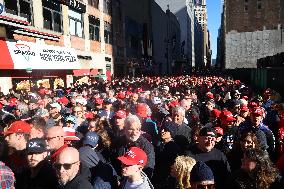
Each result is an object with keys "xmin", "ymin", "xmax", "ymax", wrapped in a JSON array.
[
  {"xmin": 64, "ymin": 136, "xmax": 80, "ymax": 141},
  {"xmin": 117, "ymin": 156, "xmax": 137, "ymax": 166},
  {"xmin": 27, "ymin": 148, "xmax": 48, "ymax": 154},
  {"xmin": 226, "ymin": 117, "xmax": 237, "ymax": 121},
  {"xmin": 83, "ymin": 140, "xmax": 98, "ymax": 147}
]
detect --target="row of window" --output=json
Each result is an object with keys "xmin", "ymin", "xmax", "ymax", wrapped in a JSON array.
[
  {"xmin": 244, "ymin": 0, "xmax": 262, "ymax": 12},
  {"xmin": 4, "ymin": 0, "xmax": 112, "ymax": 43}
]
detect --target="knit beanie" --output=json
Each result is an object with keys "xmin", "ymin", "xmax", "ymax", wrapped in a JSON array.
[{"xmin": 191, "ymin": 161, "xmax": 214, "ymax": 182}]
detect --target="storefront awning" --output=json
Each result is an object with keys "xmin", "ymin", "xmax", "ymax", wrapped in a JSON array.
[{"xmin": 0, "ymin": 38, "xmax": 80, "ymax": 70}]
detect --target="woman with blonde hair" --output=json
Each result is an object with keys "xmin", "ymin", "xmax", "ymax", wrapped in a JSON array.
[{"xmin": 170, "ymin": 156, "xmax": 197, "ymax": 189}]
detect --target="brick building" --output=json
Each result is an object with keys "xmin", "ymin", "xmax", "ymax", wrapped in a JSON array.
[
  {"xmin": 218, "ymin": 0, "xmax": 284, "ymax": 69},
  {"xmin": 0, "ymin": 0, "xmax": 114, "ymax": 93},
  {"xmin": 225, "ymin": 0, "xmax": 283, "ymax": 33}
]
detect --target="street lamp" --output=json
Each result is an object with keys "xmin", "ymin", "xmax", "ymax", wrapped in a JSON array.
[{"xmin": 26, "ymin": 68, "xmax": 32, "ymax": 91}]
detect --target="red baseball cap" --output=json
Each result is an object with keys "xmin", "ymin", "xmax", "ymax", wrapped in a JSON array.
[
  {"xmin": 117, "ymin": 147, "xmax": 147, "ymax": 166},
  {"xmin": 136, "ymin": 103, "xmax": 148, "ymax": 118},
  {"xmin": 116, "ymin": 92, "xmax": 125, "ymax": 99},
  {"xmin": 206, "ymin": 92, "xmax": 214, "ymax": 99},
  {"xmin": 95, "ymin": 98, "xmax": 103, "ymax": 105},
  {"xmin": 168, "ymin": 100, "xmax": 179, "ymax": 107},
  {"xmin": 57, "ymin": 97, "xmax": 69, "ymax": 105},
  {"xmin": 240, "ymin": 105, "xmax": 249, "ymax": 112},
  {"xmin": 221, "ymin": 110, "xmax": 236, "ymax": 122},
  {"xmin": 8, "ymin": 98, "xmax": 18, "ymax": 106},
  {"xmin": 211, "ymin": 109, "xmax": 221, "ymax": 118},
  {"xmin": 3, "ymin": 121, "xmax": 31, "ymax": 135},
  {"xmin": 85, "ymin": 112, "xmax": 94, "ymax": 119},
  {"xmin": 115, "ymin": 110, "xmax": 127, "ymax": 119},
  {"xmin": 214, "ymin": 127, "xmax": 224, "ymax": 136},
  {"xmin": 251, "ymin": 107, "xmax": 264, "ymax": 116}
]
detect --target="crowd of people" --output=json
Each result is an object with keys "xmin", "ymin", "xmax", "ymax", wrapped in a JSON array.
[{"xmin": 0, "ymin": 75, "xmax": 284, "ymax": 189}]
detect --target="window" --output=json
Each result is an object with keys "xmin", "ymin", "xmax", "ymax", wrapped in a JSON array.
[
  {"xmin": 4, "ymin": 0, "xmax": 32, "ymax": 22},
  {"xmin": 88, "ymin": 0, "xmax": 99, "ymax": 8},
  {"xmin": 89, "ymin": 15, "xmax": 100, "ymax": 41},
  {"xmin": 257, "ymin": 0, "xmax": 262, "ymax": 10},
  {"xmin": 103, "ymin": 0, "xmax": 112, "ymax": 15},
  {"xmin": 104, "ymin": 21, "xmax": 112, "ymax": 44},
  {"xmin": 69, "ymin": 9, "xmax": 83, "ymax": 37},
  {"xmin": 43, "ymin": 0, "xmax": 62, "ymax": 33},
  {"xmin": 244, "ymin": 5, "xmax": 248, "ymax": 12}
]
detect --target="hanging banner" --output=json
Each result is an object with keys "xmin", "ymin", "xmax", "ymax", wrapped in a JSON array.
[{"xmin": 5, "ymin": 40, "xmax": 81, "ymax": 69}]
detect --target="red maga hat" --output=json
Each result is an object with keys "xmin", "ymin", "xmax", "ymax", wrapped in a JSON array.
[
  {"xmin": 115, "ymin": 110, "xmax": 127, "ymax": 119},
  {"xmin": 117, "ymin": 147, "xmax": 147, "ymax": 166},
  {"xmin": 3, "ymin": 121, "xmax": 31, "ymax": 135}
]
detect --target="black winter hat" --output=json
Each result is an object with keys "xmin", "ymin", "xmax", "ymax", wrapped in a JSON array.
[{"xmin": 191, "ymin": 161, "xmax": 214, "ymax": 182}]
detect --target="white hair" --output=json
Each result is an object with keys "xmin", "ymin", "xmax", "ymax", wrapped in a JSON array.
[
  {"xmin": 172, "ymin": 106, "xmax": 186, "ymax": 117},
  {"xmin": 124, "ymin": 114, "xmax": 141, "ymax": 128}
]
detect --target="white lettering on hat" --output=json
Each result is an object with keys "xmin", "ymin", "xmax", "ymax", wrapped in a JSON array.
[
  {"xmin": 29, "ymin": 141, "xmax": 41, "ymax": 148},
  {"xmin": 87, "ymin": 135, "xmax": 96, "ymax": 141},
  {"xmin": 126, "ymin": 150, "xmax": 136, "ymax": 159}
]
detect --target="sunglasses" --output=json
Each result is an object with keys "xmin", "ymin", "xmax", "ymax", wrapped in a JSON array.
[{"xmin": 53, "ymin": 161, "xmax": 78, "ymax": 170}]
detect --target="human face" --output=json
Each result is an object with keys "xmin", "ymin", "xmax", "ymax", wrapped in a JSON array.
[
  {"xmin": 161, "ymin": 129, "xmax": 172, "ymax": 141},
  {"xmin": 88, "ymin": 121, "xmax": 97, "ymax": 132},
  {"xmin": 240, "ymin": 110, "xmax": 249, "ymax": 118},
  {"xmin": 125, "ymin": 122, "xmax": 141, "ymax": 142},
  {"xmin": 66, "ymin": 122, "xmax": 74, "ymax": 128},
  {"xmin": 250, "ymin": 114, "xmax": 263, "ymax": 127},
  {"xmin": 46, "ymin": 134, "xmax": 63, "ymax": 151},
  {"xmin": 121, "ymin": 164, "xmax": 141, "ymax": 177},
  {"xmin": 27, "ymin": 152, "xmax": 47, "ymax": 168},
  {"xmin": 191, "ymin": 182, "xmax": 215, "ymax": 189},
  {"xmin": 115, "ymin": 117, "xmax": 125, "ymax": 130},
  {"xmin": 30, "ymin": 127, "xmax": 45, "ymax": 139},
  {"xmin": 197, "ymin": 134, "xmax": 216, "ymax": 152},
  {"xmin": 54, "ymin": 159, "xmax": 80, "ymax": 186},
  {"xmin": 172, "ymin": 111, "xmax": 184, "ymax": 125},
  {"xmin": 241, "ymin": 155, "xmax": 256, "ymax": 172},
  {"xmin": 49, "ymin": 107, "xmax": 59, "ymax": 117},
  {"xmin": 206, "ymin": 102, "xmax": 214, "ymax": 111},
  {"xmin": 73, "ymin": 108, "xmax": 83, "ymax": 118},
  {"xmin": 240, "ymin": 136, "xmax": 256, "ymax": 151},
  {"xmin": 131, "ymin": 94, "xmax": 139, "ymax": 102},
  {"xmin": 5, "ymin": 133, "xmax": 19, "ymax": 149}
]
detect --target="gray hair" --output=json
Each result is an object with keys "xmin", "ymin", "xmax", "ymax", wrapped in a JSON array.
[
  {"xmin": 124, "ymin": 114, "xmax": 141, "ymax": 128},
  {"xmin": 16, "ymin": 102, "xmax": 29, "ymax": 116},
  {"xmin": 172, "ymin": 106, "xmax": 186, "ymax": 117}
]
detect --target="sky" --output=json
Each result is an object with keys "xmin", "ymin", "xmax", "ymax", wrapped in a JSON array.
[{"xmin": 206, "ymin": 0, "xmax": 221, "ymax": 59}]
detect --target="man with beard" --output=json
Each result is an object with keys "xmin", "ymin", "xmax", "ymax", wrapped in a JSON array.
[
  {"xmin": 54, "ymin": 147, "xmax": 92, "ymax": 189},
  {"xmin": 20, "ymin": 138, "xmax": 57, "ymax": 189},
  {"xmin": 112, "ymin": 115, "xmax": 155, "ymax": 178}
]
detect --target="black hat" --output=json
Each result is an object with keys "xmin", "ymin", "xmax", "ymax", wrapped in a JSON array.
[
  {"xmin": 26, "ymin": 138, "xmax": 48, "ymax": 154},
  {"xmin": 199, "ymin": 127, "xmax": 216, "ymax": 137},
  {"xmin": 162, "ymin": 122, "xmax": 177, "ymax": 137},
  {"xmin": 191, "ymin": 161, "xmax": 214, "ymax": 182}
]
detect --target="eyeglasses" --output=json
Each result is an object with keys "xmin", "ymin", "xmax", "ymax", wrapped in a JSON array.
[
  {"xmin": 74, "ymin": 110, "xmax": 82, "ymax": 113},
  {"xmin": 53, "ymin": 161, "xmax": 78, "ymax": 170},
  {"xmin": 46, "ymin": 136, "xmax": 63, "ymax": 141}
]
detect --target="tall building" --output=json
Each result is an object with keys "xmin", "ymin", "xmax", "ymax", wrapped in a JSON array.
[
  {"xmin": 0, "ymin": 0, "xmax": 114, "ymax": 93},
  {"xmin": 155, "ymin": 0, "xmax": 195, "ymax": 71},
  {"xmin": 220, "ymin": 0, "xmax": 284, "ymax": 69},
  {"xmin": 194, "ymin": 0, "xmax": 211, "ymax": 67}
]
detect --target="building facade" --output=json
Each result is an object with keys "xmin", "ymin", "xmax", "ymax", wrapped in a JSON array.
[
  {"xmin": 155, "ymin": 0, "xmax": 195, "ymax": 72},
  {"xmin": 0, "ymin": 0, "xmax": 114, "ymax": 93},
  {"xmin": 194, "ymin": 0, "xmax": 211, "ymax": 67},
  {"xmin": 220, "ymin": 0, "xmax": 284, "ymax": 69}
]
